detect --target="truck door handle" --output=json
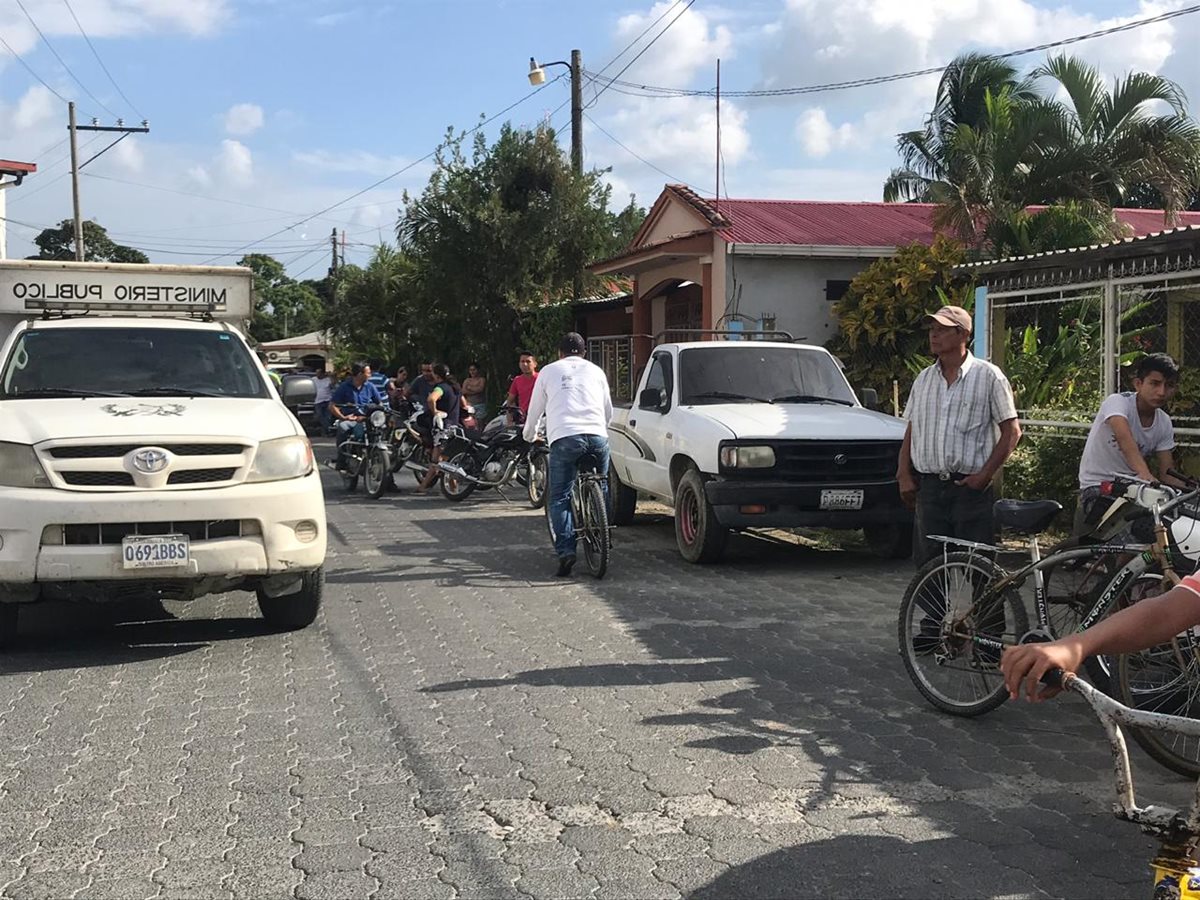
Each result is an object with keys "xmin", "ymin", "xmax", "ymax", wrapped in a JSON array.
[{"xmin": 629, "ymin": 420, "xmax": 637, "ymax": 428}]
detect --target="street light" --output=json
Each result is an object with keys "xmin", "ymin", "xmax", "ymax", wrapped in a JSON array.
[{"xmin": 526, "ymin": 49, "xmax": 582, "ymax": 177}]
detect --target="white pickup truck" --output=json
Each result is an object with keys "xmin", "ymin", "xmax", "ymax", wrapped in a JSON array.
[
  {"xmin": 0, "ymin": 260, "xmax": 327, "ymax": 644},
  {"xmin": 607, "ymin": 340, "xmax": 911, "ymax": 563}
]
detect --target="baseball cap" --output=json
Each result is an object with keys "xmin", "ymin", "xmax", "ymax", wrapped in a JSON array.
[
  {"xmin": 560, "ymin": 332, "xmax": 586, "ymax": 355},
  {"xmin": 924, "ymin": 305, "xmax": 973, "ymax": 333}
]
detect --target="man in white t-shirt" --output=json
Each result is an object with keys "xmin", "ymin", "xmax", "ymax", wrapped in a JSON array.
[
  {"xmin": 312, "ymin": 368, "xmax": 334, "ymax": 434},
  {"xmin": 1075, "ymin": 353, "xmax": 1185, "ymax": 534},
  {"xmin": 523, "ymin": 332, "xmax": 613, "ymax": 577}
]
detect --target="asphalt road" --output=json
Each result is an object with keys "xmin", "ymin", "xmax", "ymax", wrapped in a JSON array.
[{"xmin": 0, "ymin": 455, "xmax": 1193, "ymax": 899}]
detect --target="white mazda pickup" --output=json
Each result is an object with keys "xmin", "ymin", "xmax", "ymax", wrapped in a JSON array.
[
  {"xmin": 0, "ymin": 260, "xmax": 326, "ymax": 644},
  {"xmin": 607, "ymin": 340, "xmax": 911, "ymax": 563}
]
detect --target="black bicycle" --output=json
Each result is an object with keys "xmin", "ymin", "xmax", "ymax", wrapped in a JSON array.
[{"xmin": 542, "ymin": 448, "xmax": 610, "ymax": 578}]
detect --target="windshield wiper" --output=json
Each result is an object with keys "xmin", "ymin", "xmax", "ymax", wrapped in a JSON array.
[
  {"xmin": 687, "ymin": 390, "xmax": 772, "ymax": 404},
  {"xmin": 7, "ymin": 388, "xmax": 130, "ymax": 399},
  {"xmin": 130, "ymin": 387, "xmax": 225, "ymax": 398},
  {"xmin": 771, "ymin": 393, "xmax": 854, "ymax": 406}
]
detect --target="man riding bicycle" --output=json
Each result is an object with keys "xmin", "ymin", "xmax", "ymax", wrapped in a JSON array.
[{"xmin": 522, "ymin": 332, "xmax": 613, "ymax": 577}]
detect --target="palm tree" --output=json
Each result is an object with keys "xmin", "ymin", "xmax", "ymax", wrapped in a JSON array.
[
  {"xmin": 1032, "ymin": 55, "xmax": 1200, "ymax": 219},
  {"xmin": 884, "ymin": 53, "xmax": 1038, "ymax": 206}
]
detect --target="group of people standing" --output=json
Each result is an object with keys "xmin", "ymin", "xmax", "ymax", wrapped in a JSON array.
[
  {"xmin": 899, "ymin": 303, "xmax": 1193, "ymax": 703},
  {"xmin": 313, "ymin": 337, "xmax": 612, "ymax": 574}
]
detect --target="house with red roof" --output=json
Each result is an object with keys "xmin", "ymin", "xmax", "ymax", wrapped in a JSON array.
[{"xmin": 586, "ymin": 183, "xmax": 1200, "ymax": 375}]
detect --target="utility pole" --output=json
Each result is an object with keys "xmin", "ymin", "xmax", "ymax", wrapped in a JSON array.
[
  {"xmin": 67, "ymin": 114, "xmax": 150, "ymax": 262},
  {"xmin": 68, "ymin": 102, "xmax": 84, "ymax": 261},
  {"xmin": 329, "ymin": 228, "xmax": 339, "ymax": 277},
  {"xmin": 570, "ymin": 49, "xmax": 583, "ymax": 177}
]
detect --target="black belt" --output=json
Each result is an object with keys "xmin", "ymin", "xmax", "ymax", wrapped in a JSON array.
[{"xmin": 919, "ymin": 471, "xmax": 969, "ymax": 482}]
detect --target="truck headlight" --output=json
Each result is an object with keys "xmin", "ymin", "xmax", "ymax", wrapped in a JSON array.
[
  {"xmin": 719, "ymin": 445, "xmax": 775, "ymax": 469},
  {"xmin": 0, "ymin": 442, "xmax": 50, "ymax": 488},
  {"xmin": 247, "ymin": 436, "xmax": 314, "ymax": 483}
]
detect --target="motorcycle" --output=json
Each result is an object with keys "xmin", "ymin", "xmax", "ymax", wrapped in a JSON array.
[
  {"xmin": 335, "ymin": 404, "xmax": 393, "ymax": 496},
  {"xmin": 437, "ymin": 407, "xmax": 546, "ymax": 507},
  {"xmin": 360, "ymin": 399, "xmax": 436, "ymax": 499}
]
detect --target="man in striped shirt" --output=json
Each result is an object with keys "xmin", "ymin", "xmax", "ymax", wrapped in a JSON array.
[{"xmin": 897, "ymin": 305, "xmax": 1021, "ymax": 565}]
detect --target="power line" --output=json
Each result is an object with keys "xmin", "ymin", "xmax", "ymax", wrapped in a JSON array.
[
  {"xmin": 583, "ymin": 3, "xmax": 1200, "ymax": 100},
  {"xmin": 61, "ymin": 0, "xmax": 144, "ymax": 120},
  {"xmin": 0, "ymin": 31, "xmax": 71, "ymax": 105},
  {"xmin": 204, "ymin": 72, "xmax": 568, "ymax": 264},
  {"xmin": 587, "ymin": 0, "xmax": 689, "ymax": 85},
  {"xmin": 14, "ymin": 0, "xmax": 117, "ymax": 118},
  {"xmin": 582, "ymin": 111, "xmax": 700, "ymax": 190},
  {"xmin": 585, "ymin": 0, "xmax": 696, "ymax": 110}
]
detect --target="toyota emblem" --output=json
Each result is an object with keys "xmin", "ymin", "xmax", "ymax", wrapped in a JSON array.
[
  {"xmin": 833, "ymin": 453, "xmax": 848, "ymax": 466},
  {"xmin": 132, "ymin": 448, "xmax": 169, "ymax": 473}
]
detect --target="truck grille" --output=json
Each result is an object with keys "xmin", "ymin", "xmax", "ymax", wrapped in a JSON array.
[
  {"xmin": 48, "ymin": 443, "xmax": 247, "ymax": 459},
  {"xmin": 167, "ymin": 468, "xmax": 238, "ymax": 485},
  {"xmin": 727, "ymin": 439, "xmax": 901, "ymax": 483},
  {"xmin": 53, "ymin": 520, "xmax": 248, "ymax": 545},
  {"xmin": 37, "ymin": 440, "xmax": 251, "ymax": 491}
]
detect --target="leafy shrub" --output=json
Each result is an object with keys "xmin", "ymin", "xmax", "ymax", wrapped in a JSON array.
[{"xmin": 829, "ymin": 235, "xmax": 972, "ymax": 400}]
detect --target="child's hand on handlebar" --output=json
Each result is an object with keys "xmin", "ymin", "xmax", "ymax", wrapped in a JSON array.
[{"xmin": 1001, "ymin": 640, "xmax": 1085, "ymax": 703}]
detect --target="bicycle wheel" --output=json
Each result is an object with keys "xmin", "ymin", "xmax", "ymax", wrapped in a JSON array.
[
  {"xmin": 579, "ymin": 479, "xmax": 610, "ymax": 579},
  {"xmin": 898, "ymin": 551, "xmax": 1028, "ymax": 717},
  {"xmin": 1116, "ymin": 619, "xmax": 1200, "ymax": 779}
]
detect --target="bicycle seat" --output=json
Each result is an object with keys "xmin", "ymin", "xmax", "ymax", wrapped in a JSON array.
[
  {"xmin": 578, "ymin": 452, "xmax": 603, "ymax": 474},
  {"xmin": 993, "ymin": 499, "xmax": 1062, "ymax": 534}
]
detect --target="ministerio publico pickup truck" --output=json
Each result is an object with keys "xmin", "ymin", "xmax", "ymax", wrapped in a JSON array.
[
  {"xmin": 607, "ymin": 340, "xmax": 911, "ymax": 563},
  {"xmin": 0, "ymin": 260, "xmax": 327, "ymax": 644}
]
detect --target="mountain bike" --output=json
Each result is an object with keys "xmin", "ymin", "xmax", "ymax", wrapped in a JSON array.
[
  {"xmin": 1042, "ymin": 669, "xmax": 1200, "ymax": 899},
  {"xmin": 544, "ymin": 449, "xmax": 610, "ymax": 578},
  {"xmin": 899, "ymin": 480, "xmax": 1200, "ymax": 775}
]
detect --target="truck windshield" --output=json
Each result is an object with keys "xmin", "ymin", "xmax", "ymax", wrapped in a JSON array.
[
  {"xmin": 0, "ymin": 327, "xmax": 270, "ymax": 400},
  {"xmin": 678, "ymin": 346, "xmax": 857, "ymax": 406}
]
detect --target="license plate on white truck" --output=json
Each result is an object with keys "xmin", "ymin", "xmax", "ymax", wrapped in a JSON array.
[
  {"xmin": 121, "ymin": 535, "xmax": 190, "ymax": 569},
  {"xmin": 819, "ymin": 489, "xmax": 863, "ymax": 511}
]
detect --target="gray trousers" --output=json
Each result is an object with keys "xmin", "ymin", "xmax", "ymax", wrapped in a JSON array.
[{"xmin": 913, "ymin": 473, "xmax": 996, "ymax": 567}]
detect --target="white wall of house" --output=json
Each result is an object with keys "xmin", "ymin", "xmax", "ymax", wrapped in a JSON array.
[{"xmin": 721, "ymin": 254, "xmax": 879, "ymax": 345}]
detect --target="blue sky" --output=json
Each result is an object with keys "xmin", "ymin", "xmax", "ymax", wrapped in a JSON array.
[{"xmin": 0, "ymin": 0, "xmax": 1196, "ymax": 277}]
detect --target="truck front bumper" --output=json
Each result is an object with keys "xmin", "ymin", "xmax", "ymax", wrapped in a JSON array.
[
  {"xmin": 705, "ymin": 478, "xmax": 911, "ymax": 529},
  {"xmin": 0, "ymin": 469, "xmax": 326, "ymax": 598}
]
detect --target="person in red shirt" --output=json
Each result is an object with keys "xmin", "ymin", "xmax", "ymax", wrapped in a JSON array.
[{"xmin": 504, "ymin": 350, "xmax": 539, "ymax": 422}]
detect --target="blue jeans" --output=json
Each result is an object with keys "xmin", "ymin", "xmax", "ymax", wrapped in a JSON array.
[
  {"xmin": 335, "ymin": 420, "xmax": 364, "ymax": 467},
  {"xmin": 547, "ymin": 434, "xmax": 610, "ymax": 559},
  {"xmin": 314, "ymin": 401, "xmax": 331, "ymax": 434}
]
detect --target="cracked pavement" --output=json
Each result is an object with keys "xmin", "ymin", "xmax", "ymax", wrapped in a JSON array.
[{"xmin": 0, "ymin": 456, "xmax": 1193, "ymax": 899}]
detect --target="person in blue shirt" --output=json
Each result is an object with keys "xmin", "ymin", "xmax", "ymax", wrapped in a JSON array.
[{"xmin": 329, "ymin": 362, "xmax": 385, "ymax": 471}]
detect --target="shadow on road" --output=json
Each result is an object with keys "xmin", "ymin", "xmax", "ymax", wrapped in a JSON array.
[{"xmin": 0, "ymin": 598, "xmax": 277, "ymax": 674}]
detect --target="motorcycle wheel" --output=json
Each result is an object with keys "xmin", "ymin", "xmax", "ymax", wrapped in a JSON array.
[
  {"xmin": 440, "ymin": 452, "xmax": 479, "ymax": 502},
  {"xmin": 527, "ymin": 453, "xmax": 548, "ymax": 509},
  {"xmin": 364, "ymin": 447, "xmax": 389, "ymax": 500}
]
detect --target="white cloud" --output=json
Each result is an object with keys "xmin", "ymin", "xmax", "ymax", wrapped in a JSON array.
[
  {"xmin": 292, "ymin": 149, "xmax": 418, "ymax": 177},
  {"xmin": 224, "ymin": 103, "xmax": 264, "ymax": 136},
  {"xmin": 0, "ymin": 0, "xmax": 228, "ymax": 58},
  {"xmin": 12, "ymin": 86, "xmax": 56, "ymax": 131},
  {"xmin": 312, "ymin": 11, "xmax": 353, "ymax": 26},
  {"xmin": 217, "ymin": 139, "xmax": 253, "ymax": 185},
  {"xmin": 612, "ymin": 1, "xmax": 734, "ymax": 88},
  {"xmin": 795, "ymin": 108, "xmax": 854, "ymax": 159}
]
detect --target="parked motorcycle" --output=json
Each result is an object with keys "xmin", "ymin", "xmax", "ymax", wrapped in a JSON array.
[
  {"xmin": 360, "ymin": 400, "xmax": 435, "ymax": 499},
  {"xmin": 335, "ymin": 404, "xmax": 392, "ymax": 495},
  {"xmin": 437, "ymin": 407, "xmax": 545, "ymax": 506}
]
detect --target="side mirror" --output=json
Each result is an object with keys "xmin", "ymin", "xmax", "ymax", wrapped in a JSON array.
[
  {"xmin": 281, "ymin": 376, "xmax": 316, "ymax": 405},
  {"xmin": 638, "ymin": 387, "xmax": 664, "ymax": 410},
  {"xmin": 860, "ymin": 387, "xmax": 879, "ymax": 411}
]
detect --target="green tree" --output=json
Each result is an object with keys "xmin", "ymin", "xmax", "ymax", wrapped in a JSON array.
[
  {"xmin": 324, "ymin": 245, "xmax": 416, "ymax": 364},
  {"xmin": 237, "ymin": 253, "xmax": 324, "ymax": 343},
  {"xmin": 1033, "ymin": 55, "xmax": 1200, "ymax": 216},
  {"xmin": 398, "ymin": 122, "xmax": 635, "ymax": 382},
  {"xmin": 26, "ymin": 219, "xmax": 149, "ymax": 263},
  {"xmin": 884, "ymin": 52, "xmax": 1200, "ymax": 252}
]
